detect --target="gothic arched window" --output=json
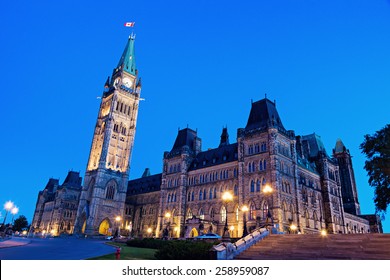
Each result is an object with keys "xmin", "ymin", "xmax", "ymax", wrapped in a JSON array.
[
  {"xmin": 221, "ymin": 206, "xmax": 227, "ymax": 223},
  {"xmin": 234, "ymin": 185, "xmax": 238, "ymax": 196},
  {"xmin": 249, "ymin": 203, "xmax": 256, "ymax": 220},
  {"xmin": 105, "ymin": 181, "xmax": 117, "ymax": 200},
  {"xmin": 256, "ymin": 179, "xmax": 261, "ymax": 192},
  {"xmin": 199, "ymin": 208, "xmax": 204, "ymax": 220},
  {"xmin": 262, "ymin": 202, "xmax": 269, "ymax": 219},
  {"xmin": 210, "ymin": 208, "xmax": 215, "ymax": 220},
  {"xmin": 250, "ymin": 180, "xmax": 255, "ymax": 192},
  {"xmin": 186, "ymin": 209, "xmax": 193, "ymax": 220}
]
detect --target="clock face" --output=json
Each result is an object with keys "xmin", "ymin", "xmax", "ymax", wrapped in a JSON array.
[{"xmin": 122, "ymin": 77, "xmax": 133, "ymax": 88}]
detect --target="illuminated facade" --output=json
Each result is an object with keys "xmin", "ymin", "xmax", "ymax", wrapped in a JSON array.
[
  {"xmin": 73, "ymin": 35, "xmax": 142, "ymax": 236},
  {"xmin": 33, "ymin": 35, "xmax": 382, "ymax": 238},
  {"xmin": 31, "ymin": 171, "xmax": 82, "ymax": 235},
  {"xmin": 125, "ymin": 99, "xmax": 381, "ymax": 238}
]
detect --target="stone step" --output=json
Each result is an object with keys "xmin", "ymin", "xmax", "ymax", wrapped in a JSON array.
[{"xmin": 235, "ymin": 234, "xmax": 390, "ymax": 260}]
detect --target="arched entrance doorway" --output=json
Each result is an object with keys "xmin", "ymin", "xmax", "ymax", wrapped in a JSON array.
[
  {"xmin": 190, "ymin": 228, "xmax": 198, "ymax": 237},
  {"xmin": 99, "ymin": 219, "xmax": 111, "ymax": 235}
]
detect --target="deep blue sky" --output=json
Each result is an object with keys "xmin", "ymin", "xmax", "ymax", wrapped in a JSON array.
[{"xmin": 0, "ymin": 0, "xmax": 389, "ymax": 232}]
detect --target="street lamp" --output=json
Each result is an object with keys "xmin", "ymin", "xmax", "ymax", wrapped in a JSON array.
[
  {"xmin": 115, "ymin": 216, "xmax": 121, "ymax": 237},
  {"xmin": 2, "ymin": 201, "xmax": 14, "ymax": 225},
  {"xmin": 11, "ymin": 206, "xmax": 19, "ymax": 224},
  {"xmin": 222, "ymin": 191, "xmax": 233, "ymax": 241},
  {"xmin": 262, "ymin": 184, "xmax": 273, "ymax": 231},
  {"xmin": 290, "ymin": 224, "xmax": 297, "ymax": 234},
  {"xmin": 230, "ymin": 225, "xmax": 235, "ymax": 236},
  {"xmin": 241, "ymin": 205, "xmax": 249, "ymax": 237},
  {"xmin": 147, "ymin": 227, "xmax": 152, "ymax": 237}
]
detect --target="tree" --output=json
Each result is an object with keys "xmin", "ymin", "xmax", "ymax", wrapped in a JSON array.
[
  {"xmin": 12, "ymin": 215, "xmax": 29, "ymax": 232},
  {"xmin": 360, "ymin": 124, "xmax": 390, "ymax": 214}
]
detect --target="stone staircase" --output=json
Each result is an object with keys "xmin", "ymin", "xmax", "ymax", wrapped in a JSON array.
[{"xmin": 235, "ymin": 234, "xmax": 390, "ymax": 260}]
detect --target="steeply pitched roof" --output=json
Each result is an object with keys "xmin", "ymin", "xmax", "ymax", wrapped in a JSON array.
[
  {"xmin": 297, "ymin": 154, "xmax": 319, "ymax": 174},
  {"xmin": 171, "ymin": 128, "xmax": 198, "ymax": 152},
  {"xmin": 219, "ymin": 127, "xmax": 230, "ymax": 147},
  {"xmin": 44, "ymin": 178, "xmax": 59, "ymax": 193},
  {"xmin": 188, "ymin": 143, "xmax": 238, "ymax": 171},
  {"xmin": 302, "ymin": 133, "xmax": 328, "ymax": 158},
  {"xmin": 61, "ymin": 171, "xmax": 82, "ymax": 189},
  {"xmin": 334, "ymin": 138, "xmax": 347, "ymax": 154},
  {"xmin": 117, "ymin": 35, "xmax": 136, "ymax": 75},
  {"xmin": 245, "ymin": 98, "xmax": 285, "ymax": 131},
  {"xmin": 127, "ymin": 173, "xmax": 162, "ymax": 195}
]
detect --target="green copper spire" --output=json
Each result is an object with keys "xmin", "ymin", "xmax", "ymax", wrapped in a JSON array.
[{"xmin": 117, "ymin": 34, "xmax": 136, "ymax": 75}]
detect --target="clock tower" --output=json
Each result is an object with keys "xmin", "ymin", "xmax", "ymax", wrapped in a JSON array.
[{"xmin": 74, "ymin": 35, "xmax": 141, "ymax": 235}]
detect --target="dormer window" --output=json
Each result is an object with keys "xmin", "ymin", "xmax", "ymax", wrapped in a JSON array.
[
  {"xmin": 203, "ymin": 160, "xmax": 206, "ymax": 166},
  {"xmin": 223, "ymin": 155, "xmax": 227, "ymax": 161}
]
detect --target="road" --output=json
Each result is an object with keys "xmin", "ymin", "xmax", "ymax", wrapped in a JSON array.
[{"xmin": 0, "ymin": 237, "xmax": 116, "ymax": 260}]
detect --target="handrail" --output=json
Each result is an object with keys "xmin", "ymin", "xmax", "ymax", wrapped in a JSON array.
[{"xmin": 211, "ymin": 227, "xmax": 270, "ymax": 260}]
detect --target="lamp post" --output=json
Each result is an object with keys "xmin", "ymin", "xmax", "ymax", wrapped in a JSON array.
[
  {"xmin": 2, "ymin": 201, "xmax": 14, "ymax": 225},
  {"xmin": 11, "ymin": 206, "xmax": 19, "ymax": 224},
  {"xmin": 222, "ymin": 191, "xmax": 233, "ymax": 242},
  {"xmin": 290, "ymin": 224, "xmax": 297, "ymax": 234},
  {"xmin": 241, "ymin": 205, "xmax": 249, "ymax": 238},
  {"xmin": 263, "ymin": 184, "xmax": 273, "ymax": 232},
  {"xmin": 147, "ymin": 227, "xmax": 152, "ymax": 238},
  {"xmin": 115, "ymin": 216, "xmax": 121, "ymax": 237}
]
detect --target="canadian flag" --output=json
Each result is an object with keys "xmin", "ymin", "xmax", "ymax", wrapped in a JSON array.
[{"xmin": 124, "ymin": 22, "xmax": 135, "ymax": 27}]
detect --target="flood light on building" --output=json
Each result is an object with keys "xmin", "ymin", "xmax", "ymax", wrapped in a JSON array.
[
  {"xmin": 263, "ymin": 185, "xmax": 273, "ymax": 194},
  {"xmin": 290, "ymin": 224, "xmax": 297, "ymax": 231},
  {"xmin": 222, "ymin": 191, "xmax": 233, "ymax": 201},
  {"xmin": 321, "ymin": 229, "xmax": 327, "ymax": 236}
]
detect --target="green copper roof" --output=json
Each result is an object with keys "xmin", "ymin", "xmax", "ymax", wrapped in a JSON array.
[{"xmin": 117, "ymin": 35, "xmax": 136, "ymax": 75}]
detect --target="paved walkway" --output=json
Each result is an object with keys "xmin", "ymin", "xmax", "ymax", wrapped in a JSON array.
[
  {"xmin": 0, "ymin": 237, "xmax": 31, "ymax": 249},
  {"xmin": 0, "ymin": 236, "xmax": 116, "ymax": 260}
]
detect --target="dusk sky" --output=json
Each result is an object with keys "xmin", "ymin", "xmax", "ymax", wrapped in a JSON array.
[{"xmin": 0, "ymin": 0, "xmax": 389, "ymax": 232}]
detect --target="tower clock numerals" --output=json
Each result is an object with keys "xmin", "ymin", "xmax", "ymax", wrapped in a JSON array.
[{"xmin": 122, "ymin": 77, "xmax": 133, "ymax": 88}]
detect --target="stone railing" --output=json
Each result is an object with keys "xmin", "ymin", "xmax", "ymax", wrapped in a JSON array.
[{"xmin": 211, "ymin": 228, "xmax": 269, "ymax": 260}]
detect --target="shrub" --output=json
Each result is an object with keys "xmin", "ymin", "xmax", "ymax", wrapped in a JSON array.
[
  {"xmin": 126, "ymin": 238, "xmax": 165, "ymax": 249},
  {"xmin": 155, "ymin": 240, "xmax": 216, "ymax": 260}
]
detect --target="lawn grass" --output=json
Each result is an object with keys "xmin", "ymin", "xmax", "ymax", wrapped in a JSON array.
[{"xmin": 88, "ymin": 242, "xmax": 157, "ymax": 260}]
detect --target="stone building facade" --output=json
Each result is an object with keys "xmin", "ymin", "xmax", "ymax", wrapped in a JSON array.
[
  {"xmin": 73, "ymin": 35, "xmax": 142, "ymax": 236},
  {"xmin": 32, "ymin": 35, "xmax": 382, "ymax": 238},
  {"xmin": 31, "ymin": 171, "xmax": 82, "ymax": 235},
  {"xmin": 125, "ymin": 99, "xmax": 381, "ymax": 238}
]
